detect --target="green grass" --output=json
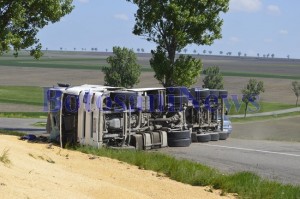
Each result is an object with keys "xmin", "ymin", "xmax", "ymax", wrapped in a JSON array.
[
  {"xmin": 0, "ymin": 130, "xmax": 26, "ymax": 137},
  {"xmin": 231, "ymin": 111, "xmax": 300, "ymax": 123},
  {"xmin": 228, "ymin": 101, "xmax": 295, "ymax": 115},
  {"xmin": 0, "ymin": 112, "xmax": 47, "ymax": 118},
  {"xmin": 74, "ymin": 146, "xmax": 300, "ymax": 199},
  {"xmin": 0, "ymin": 86, "xmax": 44, "ymax": 106},
  {"xmin": 0, "ymin": 56, "xmax": 153, "ymax": 71}
]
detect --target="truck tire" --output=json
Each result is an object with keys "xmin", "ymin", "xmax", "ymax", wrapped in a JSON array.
[
  {"xmin": 191, "ymin": 132, "xmax": 198, "ymax": 142},
  {"xmin": 168, "ymin": 138, "xmax": 191, "ymax": 147},
  {"xmin": 210, "ymin": 133, "xmax": 220, "ymax": 141},
  {"xmin": 167, "ymin": 130, "xmax": 190, "ymax": 140},
  {"xmin": 197, "ymin": 134, "xmax": 211, "ymax": 142},
  {"xmin": 219, "ymin": 132, "xmax": 229, "ymax": 140}
]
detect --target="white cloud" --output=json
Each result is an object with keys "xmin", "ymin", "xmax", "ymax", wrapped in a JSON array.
[
  {"xmin": 230, "ymin": 0, "xmax": 262, "ymax": 12},
  {"xmin": 77, "ymin": 0, "xmax": 89, "ymax": 3},
  {"xmin": 114, "ymin": 14, "xmax": 129, "ymax": 21},
  {"xmin": 230, "ymin": 36, "xmax": 240, "ymax": 43},
  {"xmin": 279, "ymin": 30, "xmax": 288, "ymax": 35},
  {"xmin": 267, "ymin": 5, "xmax": 281, "ymax": 15}
]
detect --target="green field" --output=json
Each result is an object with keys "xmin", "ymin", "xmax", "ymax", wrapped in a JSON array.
[
  {"xmin": 227, "ymin": 101, "xmax": 295, "ymax": 115},
  {"xmin": 1, "ymin": 51, "xmax": 300, "ymax": 79},
  {"xmin": 0, "ymin": 86, "xmax": 44, "ymax": 106}
]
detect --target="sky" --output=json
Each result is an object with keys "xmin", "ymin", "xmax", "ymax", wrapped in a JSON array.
[{"xmin": 37, "ymin": 0, "xmax": 300, "ymax": 59}]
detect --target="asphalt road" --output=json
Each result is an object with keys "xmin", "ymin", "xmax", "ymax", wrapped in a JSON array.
[
  {"xmin": 1, "ymin": 118, "xmax": 300, "ymax": 185},
  {"xmin": 0, "ymin": 118, "xmax": 46, "ymax": 135},
  {"xmin": 161, "ymin": 138, "xmax": 300, "ymax": 185}
]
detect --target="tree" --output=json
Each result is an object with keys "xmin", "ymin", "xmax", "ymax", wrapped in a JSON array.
[
  {"xmin": 137, "ymin": 48, "xmax": 140, "ymax": 53},
  {"xmin": 238, "ymin": 51, "xmax": 242, "ymax": 57},
  {"xmin": 271, "ymin": 53, "xmax": 275, "ymax": 58},
  {"xmin": 193, "ymin": 49, "xmax": 197, "ymax": 54},
  {"xmin": 219, "ymin": 51, "xmax": 223, "ymax": 55},
  {"xmin": 203, "ymin": 50, "xmax": 207, "ymax": 55},
  {"xmin": 141, "ymin": 48, "xmax": 145, "ymax": 53},
  {"xmin": 127, "ymin": 0, "xmax": 229, "ymax": 87},
  {"xmin": 150, "ymin": 47, "xmax": 202, "ymax": 87},
  {"xmin": 208, "ymin": 51, "xmax": 212, "ymax": 55},
  {"xmin": 102, "ymin": 46, "xmax": 141, "ymax": 88},
  {"xmin": 291, "ymin": 81, "xmax": 300, "ymax": 106},
  {"xmin": 202, "ymin": 66, "xmax": 224, "ymax": 89},
  {"xmin": 241, "ymin": 79, "xmax": 265, "ymax": 118},
  {"xmin": 0, "ymin": 0, "xmax": 73, "ymax": 59},
  {"xmin": 183, "ymin": 49, "xmax": 188, "ymax": 54}
]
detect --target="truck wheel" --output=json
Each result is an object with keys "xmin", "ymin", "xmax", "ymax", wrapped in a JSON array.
[
  {"xmin": 168, "ymin": 138, "xmax": 191, "ymax": 147},
  {"xmin": 197, "ymin": 134, "xmax": 211, "ymax": 142},
  {"xmin": 191, "ymin": 132, "xmax": 198, "ymax": 142},
  {"xmin": 167, "ymin": 130, "xmax": 190, "ymax": 139},
  {"xmin": 219, "ymin": 132, "xmax": 228, "ymax": 140},
  {"xmin": 210, "ymin": 133, "xmax": 220, "ymax": 141}
]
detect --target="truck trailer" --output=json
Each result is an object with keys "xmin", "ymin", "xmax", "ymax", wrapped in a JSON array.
[{"xmin": 46, "ymin": 84, "xmax": 230, "ymax": 149}]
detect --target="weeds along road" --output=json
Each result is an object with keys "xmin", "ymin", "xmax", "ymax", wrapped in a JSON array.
[
  {"xmin": 1, "ymin": 118, "xmax": 300, "ymax": 185},
  {"xmin": 161, "ymin": 138, "xmax": 300, "ymax": 185}
]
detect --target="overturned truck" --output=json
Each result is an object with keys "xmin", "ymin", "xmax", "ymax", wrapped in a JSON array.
[{"xmin": 46, "ymin": 84, "xmax": 230, "ymax": 149}]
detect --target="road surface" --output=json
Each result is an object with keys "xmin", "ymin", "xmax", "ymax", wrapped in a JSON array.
[
  {"xmin": 0, "ymin": 118, "xmax": 46, "ymax": 134},
  {"xmin": 161, "ymin": 138, "xmax": 300, "ymax": 185}
]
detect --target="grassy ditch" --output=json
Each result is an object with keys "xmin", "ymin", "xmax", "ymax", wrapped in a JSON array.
[{"xmin": 75, "ymin": 146, "xmax": 300, "ymax": 199}]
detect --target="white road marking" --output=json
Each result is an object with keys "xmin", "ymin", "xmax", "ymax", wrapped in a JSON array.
[{"xmin": 202, "ymin": 144, "xmax": 300, "ymax": 157}]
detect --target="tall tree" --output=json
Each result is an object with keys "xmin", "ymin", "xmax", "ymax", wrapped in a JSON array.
[
  {"xmin": 150, "ymin": 47, "xmax": 202, "ymax": 87},
  {"xmin": 0, "ymin": 0, "xmax": 74, "ymax": 59},
  {"xmin": 241, "ymin": 79, "xmax": 265, "ymax": 118},
  {"xmin": 102, "ymin": 46, "xmax": 141, "ymax": 88},
  {"xmin": 291, "ymin": 81, "xmax": 300, "ymax": 106},
  {"xmin": 202, "ymin": 66, "xmax": 224, "ymax": 89},
  {"xmin": 127, "ymin": 0, "xmax": 229, "ymax": 87}
]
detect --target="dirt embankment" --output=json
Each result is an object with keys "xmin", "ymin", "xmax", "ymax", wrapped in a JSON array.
[{"xmin": 0, "ymin": 135, "xmax": 234, "ymax": 199}]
